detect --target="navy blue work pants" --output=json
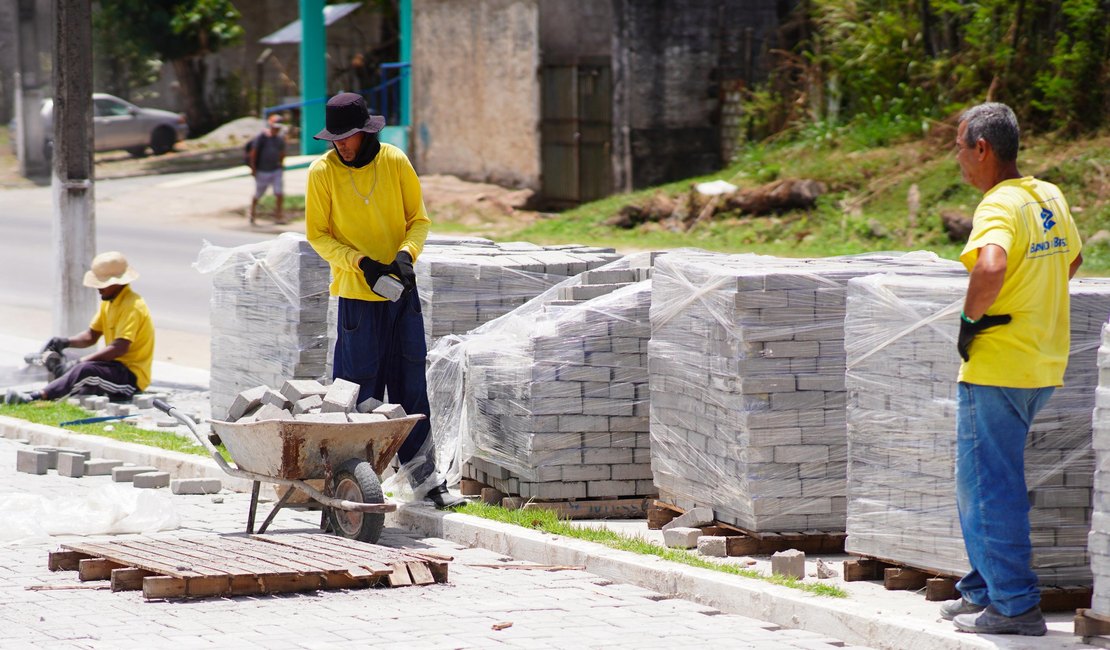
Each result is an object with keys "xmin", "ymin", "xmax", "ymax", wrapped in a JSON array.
[
  {"xmin": 333, "ymin": 290, "xmax": 435, "ymax": 485},
  {"xmin": 43, "ymin": 360, "xmax": 138, "ymax": 402}
]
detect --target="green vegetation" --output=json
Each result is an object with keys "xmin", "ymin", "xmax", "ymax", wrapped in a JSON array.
[
  {"xmin": 457, "ymin": 502, "xmax": 847, "ymax": 598},
  {"xmin": 0, "ymin": 400, "xmax": 229, "ymax": 461}
]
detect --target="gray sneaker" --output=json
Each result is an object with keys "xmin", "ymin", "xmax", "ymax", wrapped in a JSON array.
[
  {"xmin": 953, "ymin": 604, "xmax": 1047, "ymax": 636},
  {"xmin": 4, "ymin": 389, "xmax": 31, "ymax": 405},
  {"xmin": 939, "ymin": 597, "xmax": 986, "ymax": 620}
]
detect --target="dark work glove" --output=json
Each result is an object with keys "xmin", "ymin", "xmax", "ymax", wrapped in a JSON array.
[
  {"xmin": 358, "ymin": 256, "xmax": 392, "ymax": 289},
  {"xmin": 42, "ymin": 336, "xmax": 69, "ymax": 354},
  {"xmin": 957, "ymin": 313, "xmax": 1011, "ymax": 362},
  {"xmin": 392, "ymin": 251, "xmax": 416, "ymax": 293}
]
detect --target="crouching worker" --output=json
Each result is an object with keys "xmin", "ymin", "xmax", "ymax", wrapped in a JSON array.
[{"xmin": 5, "ymin": 252, "xmax": 154, "ymax": 404}]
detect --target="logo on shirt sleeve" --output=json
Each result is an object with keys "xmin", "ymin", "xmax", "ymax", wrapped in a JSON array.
[{"xmin": 1040, "ymin": 208, "xmax": 1056, "ymax": 233}]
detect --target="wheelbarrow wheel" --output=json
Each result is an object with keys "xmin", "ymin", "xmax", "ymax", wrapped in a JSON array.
[{"xmin": 328, "ymin": 458, "xmax": 385, "ymax": 544}]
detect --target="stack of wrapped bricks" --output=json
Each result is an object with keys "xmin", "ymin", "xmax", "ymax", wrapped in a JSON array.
[
  {"xmin": 428, "ymin": 254, "xmax": 657, "ymax": 500},
  {"xmin": 198, "ymin": 234, "xmax": 333, "ymax": 420},
  {"xmin": 844, "ymin": 273, "xmax": 1110, "ymax": 586},
  {"xmin": 647, "ymin": 250, "xmax": 964, "ymax": 533},
  {"xmin": 415, "ymin": 237, "xmax": 622, "ymax": 346},
  {"xmin": 1092, "ymin": 318, "xmax": 1110, "ymax": 613}
]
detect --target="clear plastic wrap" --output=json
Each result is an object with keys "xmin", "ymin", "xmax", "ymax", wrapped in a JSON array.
[
  {"xmin": 647, "ymin": 250, "xmax": 965, "ymax": 533},
  {"xmin": 0, "ymin": 484, "xmax": 179, "ymax": 544},
  {"xmin": 415, "ymin": 236, "xmax": 622, "ymax": 348},
  {"xmin": 1091, "ymin": 322, "xmax": 1110, "ymax": 613},
  {"xmin": 194, "ymin": 233, "xmax": 334, "ymax": 420},
  {"xmin": 844, "ymin": 273, "xmax": 1107, "ymax": 586},
  {"xmin": 427, "ymin": 253, "xmax": 657, "ymax": 499}
]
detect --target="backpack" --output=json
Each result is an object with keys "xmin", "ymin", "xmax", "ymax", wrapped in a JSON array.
[{"xmin": 243, "ymin": 137, "xmax": 255, "ymax": 166}]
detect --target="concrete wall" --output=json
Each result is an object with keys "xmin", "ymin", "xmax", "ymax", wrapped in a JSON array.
[
  {"xmin": 614, "ymin": 0, "xmax": 782, "ymax": 189},
  {"xmin": 412, "ymin": 0, "xmax": 540, "ymax": 189},
  {"xmin": 538, "ymin": 0, "xmax": 611, "ymax": 63},
  {"xmin": 0, "ymin": 0, "xmax": 15, "ymax": 124}
]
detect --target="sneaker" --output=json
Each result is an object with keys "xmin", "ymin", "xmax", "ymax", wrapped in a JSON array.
[
  {"xmin": 425, "ymin": 481, "xmax": 466, "ymax": 509},
  {"xmin": 953, "ymin": 604, "xmax": 1047, "ymax": 636},
  {"xmin": 939, "ymin": 596, "xmax": 986, "ymax": 620},
  {"xmin": 4, "ymin": 389, "xmax": 31, "ymax": 405}
]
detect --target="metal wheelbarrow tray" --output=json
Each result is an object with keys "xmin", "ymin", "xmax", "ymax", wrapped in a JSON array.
[{"xmin": 154, "ymin": 399, "xmax": 421, "ymax": 543}]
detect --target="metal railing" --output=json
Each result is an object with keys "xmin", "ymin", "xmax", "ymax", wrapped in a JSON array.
[{"xmin": 263, "ymin": 62, "xmax": 410, "ymax": 125}]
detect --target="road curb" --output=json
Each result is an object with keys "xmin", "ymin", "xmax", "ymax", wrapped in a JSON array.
[
  {"xmin": 0, "ymin": 415, "xmax": 251, "ymax": 492},
  {"xmin": 387, "ymin": 506, "xmax": 1013, "ymax": 650}
]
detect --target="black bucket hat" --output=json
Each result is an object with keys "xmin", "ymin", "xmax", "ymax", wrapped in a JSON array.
[{"xmin": 313, "ymin": 92, "xmax": 386, "ymax": 141}]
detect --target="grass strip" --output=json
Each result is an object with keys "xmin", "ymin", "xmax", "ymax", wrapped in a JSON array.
[
  {"xmin": 457, "ymin": 501, "xmax": 847, "ymax": 598},
  {"xmin": 0, "ymin": 401, "xmax": 230, "ymax": 461}
]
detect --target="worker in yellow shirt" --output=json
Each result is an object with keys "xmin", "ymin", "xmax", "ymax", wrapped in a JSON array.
[
  {"xmin": 5, "ymin": 251, "xmax": 154, "ymax": 405},
  {"xmin": 305, "ymin": 92, "xmax": 463, "ymax": 509},
  {"xmin": 939, "ymin": 103, "xmax": 1082, "ymax": 636}
]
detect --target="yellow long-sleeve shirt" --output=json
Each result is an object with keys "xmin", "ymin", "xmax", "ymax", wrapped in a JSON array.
[{"xmin": 305, "ymin": 143, "xmax": 430, "ymax": 301}]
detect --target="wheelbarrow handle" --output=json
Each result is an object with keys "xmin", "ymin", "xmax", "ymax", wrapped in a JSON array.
[{"xmin": 152, "ymin": 398, "xmax": 173, "ymax": 415}]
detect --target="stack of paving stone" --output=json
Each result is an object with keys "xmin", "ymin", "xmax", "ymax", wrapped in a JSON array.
[
  {"xmin": 415, "ymin": 237, "xmax": 622, "ymax": 346},
  {"xmin": 428, "ymin": 253, "xmax": 657, "ymax": 500},
  {"xmin": 844, "ymin": 273, "xmax": 1109, "ymax": 586},
  {"xmin": 196, "ymin": 234, "xmax": 334, "ymax": 420},
  {"xmin": 647, "ymin": 250, "xmax": 965, "ymax": 533},
  {"xmin": 1092, "ymin": 319, "xmax": 1110, "ymax": 614},
  {"xmin": 224, "ymin": 378, "xmax": 408, "ymax": 424}
]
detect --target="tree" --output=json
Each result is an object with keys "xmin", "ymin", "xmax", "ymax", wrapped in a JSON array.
[{"xmin": 94, "ymin": 0, "xmax": 243, "ymax": 134}]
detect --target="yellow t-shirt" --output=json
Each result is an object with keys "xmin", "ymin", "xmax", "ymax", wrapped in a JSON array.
[
  {"xmin": 89, "ymin": 284, "xmax": 154, "ymax": 390},
  {"xmin": 958, "ymin": 177, "xmax": 1082, "ymax": 388},
  {"xmin": 305, "ymin": 143, "xmax": 431, "ymax": 301}
]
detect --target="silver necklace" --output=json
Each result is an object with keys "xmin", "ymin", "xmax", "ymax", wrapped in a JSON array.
[{"xmin": 347, "ymin": 159, "xmax": 379, "ymax": 205}]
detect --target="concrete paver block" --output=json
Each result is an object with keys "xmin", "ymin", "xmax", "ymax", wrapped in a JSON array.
[
  {"xmin": 348, "ymin": 412, "xmax": 388, "ymax": 424},
  {"xmin": 356, "ymin": 396, "xmax": 383, "ymax": 413},
  {"xmin": 170, "ymin": 478, "xmax": 222, "ymax": 495},
  {"xmin": 697, "ymin": 536, "xmax": 728, "ymax": 557},
  {"xmin": 32, "ymin": 446, "xmax": 59, "ymax": 469},
  {"xmin": 771, "ymin": 549, "xmax": 806, "ymax": 579},
  {"xmin": 112, "ymin": 465, "xmax": 160, "ymax": 482},
  {"xmin": 280, "ymin": 379, "xmax": 328, "ymax": 403},
  {"xmin": 663, "ymin": 527, "xmax": 702, "ymax": 549},
  {"xmin": 228, "ymin": 385, "xmax": 268, "ymax": 421},
  {"xmin": 373, "ymin": 403, "xmax": 407, "ymax": 419},
  {"xmin": 55, "ymin": 447, "xmax": 91, "ymax": 460},
  {"xmin": 260, "ymin": 388, "xmax": 290, "ymax": 410},
  {"xmin": 56, "ymin": 452, "xmax": 86, "ymax": 478},
  {"xmin": 251, "ymin": 403, "xmax": 293, "ymax": 422},
  {"xmin": 16, "ymin": 449, "xmax": 49, "ymax": 475},
  {"xmin": 321, "ymin": 378, "xmax": 360, "ymax": 413},
  {"xmin": 133, "ymin": 471, "xmax": 171, "ymax": 489},
  {"xmin": 133, "ymin": 394, "xmax": 154, "ymax": 409},
  {"xmin": 293, "ymin": 412, "xmax": 349, "ymax": 424},
  {"xmin": 662, "ymin": 506, "xmax": 715, "ymax": 531},
  {"xmin": 85, "ymin": 459, "xmax": 125, "ymax": 475},
  {"xmin": 292, "ymin": 394, "xmax": 324, "ymax": 415}
]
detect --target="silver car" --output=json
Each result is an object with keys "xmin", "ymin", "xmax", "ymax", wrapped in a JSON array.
[{"xmin": 42, "ymin": 93, "xmax": 189, "ymax": 158}]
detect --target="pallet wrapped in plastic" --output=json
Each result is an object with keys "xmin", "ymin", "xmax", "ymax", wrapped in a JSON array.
[
  {"xmin": 415, "ymin": 236, "xmax": 622, "ymax": 347},
  {"xmin": 427, "ymin": 253, "xmax": 658, "ymax": 500},
  {"xmin": 195, "ymin": 233, "xmax": 333, "ymax": 420},
  {"xmin": 1092, "ymin": 321, "xmax": 1110, "ymax": 614},
  {"xmin": 844, "ymin": 273, "xmax": 1108, "ymax": 586},
  {"xmin": 647, "ymin": 250, "xmax": 964, "ymax": 533}
]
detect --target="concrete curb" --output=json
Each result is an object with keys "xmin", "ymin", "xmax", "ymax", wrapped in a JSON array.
[
  {"xmin": 0, "ymin": 415, "xmax": 251, "ymax": 492},
  {"xmin": 387, "ymin": 506, "xmax": 1048, "ymax": 650}
]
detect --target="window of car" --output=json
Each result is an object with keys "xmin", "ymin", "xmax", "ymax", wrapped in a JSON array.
[{"xmin": 94, "ymin": 98, "xmax": 132, "ymax": 118}]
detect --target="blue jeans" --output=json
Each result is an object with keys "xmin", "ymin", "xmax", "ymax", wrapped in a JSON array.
[
  {"xmin": 333, "ymin": 290, "xmax": 435, "ymax": 485},
  {"xmin": 955, "ymin": 382, "xmax": 1054, "ymax": 616}
]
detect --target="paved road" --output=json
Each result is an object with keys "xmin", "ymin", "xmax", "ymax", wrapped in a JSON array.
[{"xmin": 0, "ymin": 438, "xmax": 868, "ymax": 649}]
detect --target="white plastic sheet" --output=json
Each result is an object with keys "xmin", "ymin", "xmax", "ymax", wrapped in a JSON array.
[{"xmin": 0, "ymin": 484, "xmax": 180, "ymax": 544}]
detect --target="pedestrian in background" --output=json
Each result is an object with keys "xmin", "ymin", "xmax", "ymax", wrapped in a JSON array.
[
  {"xmin": 939, "ymin": 102, "xmax": 1083, "ymax": 636},
  {"xmin": 304, "ymin": 92, "xmax": 463, "ymax": 509},
  {"xmin": 248, "ymin": 113, "xmax": 287, "ymax": 225},
  {"xmin": 5, "ymin": 252, "xmax": 154, "ymax": 405}
]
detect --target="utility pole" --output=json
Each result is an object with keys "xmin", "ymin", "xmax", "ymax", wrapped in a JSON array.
[
  {"xmin": 300, "ymin": 0, "xmax": 327, "ymax": 155},
  {"xmin": 52, "ymin": 0, "xmax": 95, "ymax": 336}
]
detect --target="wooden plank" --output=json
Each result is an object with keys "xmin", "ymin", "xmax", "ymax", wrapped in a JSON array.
[
  {"xmin": 111, "ymin": 567, "xmax": 153, "ymax": 592},
  {"xmin": 49, "ymin": 550, "xmax": 91, "ymax": 572},
  {"xmin": 524, "ymin": 497, "xmax": 651, "ymax": 520},
  {"xmin": 406, "ymin": 561, "xmax": 436, "ymax": 586},
  {"xmin": 63, "ymin": 541, "xmax": 209, "ymax": 578},
  {"xmin": 1040, "ymin": 586, "xmax": 1091, "ymax": 613},
  {"xmin": 725, "ymin": 536, "xmax": 761, "ymax": 556},
  {"xmin": 203, "ymin": 536, "xmax": 332, "ymax": 576},
  {"xmin": 143, "ymin": 576, "xmax": 186, "ymax": 599},
  {"xmin": 259, "ymin": 573, "xmax": 322, "ymax": 595},
  {"xmin": 925, "ymin": 577, "xmax": 958, "ymax": 601},
  {"xmin": 884, "ymin": 567, "xmax": 929, "ymax": 591},
  {"xmin": 460, "ymin": 478, "xmax": 487, "ymax": 496},
  {"xmin": 646, "ymin": 505, "xmax": 677, "ymax": 530},
  {"xmin": 387, "ymin": 562, "xmax": 413, "ymax": 587},
  {"xmin": 143, "ymin": 537, "xmax": 279, "ymax": 578},
  {"xmin": 844, "ymin": 558, "xmax": 889, "ymax": 582},
  {"xmin": 78, "ymin": 558, "xmax": 125, "ymax": 582},
  {"xmin": 253, "ymin": 534, "xmax": 393, "ymax": 576},
  {"xmin": 1076, "ymin": 608, "xmax": 1110, "ymax": 638}
]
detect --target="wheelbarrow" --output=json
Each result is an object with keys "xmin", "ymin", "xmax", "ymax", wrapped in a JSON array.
[{"xmin": 153, "ymin": 399, "xmax": 423, "ymax": 544}]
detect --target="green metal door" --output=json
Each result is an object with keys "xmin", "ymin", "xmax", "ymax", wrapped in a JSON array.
[{"xmin": 541, "ymin": 63, "xmax": 612, "ymax": 206}]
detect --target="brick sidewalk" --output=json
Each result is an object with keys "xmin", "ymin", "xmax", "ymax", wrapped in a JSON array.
[{"xmin": 0, "ymin": 438, "xmax": 868, "ymax": 649}]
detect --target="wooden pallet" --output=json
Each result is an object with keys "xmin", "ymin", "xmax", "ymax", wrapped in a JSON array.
[
  {"xmin": 48, "ymin": 533, "xmax": 450, "ymax": 599},
  {"xmin": 460, "ymin": 478, "xmax": 652, "ymax": 519},
  {"xmin": 845, "ymin": 554, "xmax": 1091, "ymax": 612},
  {"xmin": 1076, "ymin": 608, "xmax": 1110, "ymax": 647},
  {"xmin": 649, "ymin": 500, "xmax": 847, "ymax": 555}
]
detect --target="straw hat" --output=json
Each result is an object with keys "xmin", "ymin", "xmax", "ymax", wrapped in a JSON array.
[{"xmin": 83, "ymin": 251, "xmax": 139, "ymax": 288}]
